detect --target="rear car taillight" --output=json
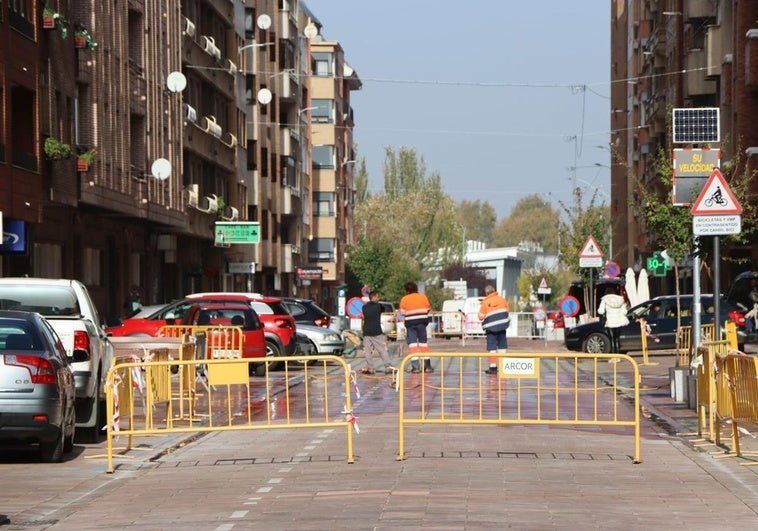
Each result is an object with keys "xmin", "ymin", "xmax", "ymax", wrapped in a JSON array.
[
  {"xmin": 5, "ymin": 355, "xmax": 57, "ymax": 385},
  {"xmin": 74, "ymin": 330, "xmax": 91, "ymax": 353},
  {"xmin": 273, "ymin": 318, "xmax": 294, "ymax": 329},
  {"xmin": 728, "ymin": 310, "xmax": 746, "ymax": 327}
]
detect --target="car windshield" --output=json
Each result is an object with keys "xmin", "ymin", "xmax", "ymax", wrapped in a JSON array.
[
  {"xmin": 0, "ymin": 286, "xmax": 80, "ymax": 316},
  {"xmin": 249, "ymin": 301, "xmax": 274, "ymax": 315}
]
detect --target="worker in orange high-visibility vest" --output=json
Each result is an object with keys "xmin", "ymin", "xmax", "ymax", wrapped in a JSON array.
[
  {"xmin": 478, "ymin": 285, "xmax": 510, "ymax": 374},
  {"xmin": 398, "ymin": 281, "xmax": 433, "ymax": 373}
]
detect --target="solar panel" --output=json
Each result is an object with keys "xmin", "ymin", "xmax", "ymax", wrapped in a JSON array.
[{"xmin": 672, "ymin": 108, "xmax": 720, "ymax": 143}]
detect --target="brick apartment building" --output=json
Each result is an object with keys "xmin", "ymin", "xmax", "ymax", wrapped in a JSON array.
[
  {"xmin": 610, "ymin": 0, "xmax": 758, "ymax": 291},
  {"xmin": 0, "ymin": 0, "xmax": 359, "ymax": 318}
]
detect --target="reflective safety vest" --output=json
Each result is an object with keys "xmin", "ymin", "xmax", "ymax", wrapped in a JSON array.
[
  {"xmin": 478, "ymin": 292, "xmax": 510, "ymax": 333},
  {"xmin": 399, "ymin": 292, "xmax": 431, "ymax": 327}
]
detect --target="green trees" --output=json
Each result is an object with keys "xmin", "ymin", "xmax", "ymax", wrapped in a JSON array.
[
  {"xmin": 348, "ymin": 147, "xmax": 462, "ymax": 305},
  {"xmin": 493, "ymin": 194, "xmax": 563, "ymax": 253}
]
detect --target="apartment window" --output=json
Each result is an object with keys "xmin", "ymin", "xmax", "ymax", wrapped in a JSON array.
[
  {"xmin": 244, "ymin": 8, "xmax": 256, "ymax": 39},
  {"xmin": 9, "ymin": 0, "xmax": 33, "ymax": 37},
  {"xmin": 314, "ymin": 192, "xmax": 335, "ymax": 217},
  {"xmin": 312, "ymin": 145, "xmax": 334, "ymax": 169},
  {"xmin": 308, "ymin": 238, "xmax": 335, "ymax": 263},
  {"xmin": 33, "ymin": 243, "xmax": 63, "ymax": 278},
  {"xmin": 311, "ymin": 52, "xmax": 333, "ymax": 77},
  {"xmin": 312, "ymin": 99, "xmax": 333, "ymax": 123},
  {"xmin": 245, "ymin": 75, "xmax": 255, "ymax": 104},
  {"xmin": 10, "ymin": 84, "xmax": 37, "ymax": 171}
]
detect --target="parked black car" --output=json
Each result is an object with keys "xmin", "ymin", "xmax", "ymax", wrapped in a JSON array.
[
  {"xmin": 725, "ymin": 271, "xmax": 758, "ymax": 347},
  {"xmin": 565, "ymin": 276, "xmax": 628, "ymax": 318},
  {"xmin": 564, "ymin": 294, "xmax": 746, "ymax": 353},
  {"xmin": 281, "ymin": 298, "xmax": 331, "ymax": 328}
]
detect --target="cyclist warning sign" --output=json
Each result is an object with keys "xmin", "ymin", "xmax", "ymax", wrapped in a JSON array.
[{"xmin": 690, "ymin": 169, "xmax": 742, "ymax": 215}]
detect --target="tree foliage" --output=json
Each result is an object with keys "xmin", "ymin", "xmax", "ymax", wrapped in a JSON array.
[
  {"xmin": 353, "ymin": 147, "xmax": 462, "ymax": 271},
  {"xmin": 516, "ymin": 269, "xmax": 570, "ymax": 310},
  {"xmin": 457, "ymin": 200, "xmax": 496, "ymax": 245},
  {"xmin": 557, "ymin": 190, "xmax": 610, "ymax": 283},
  {"xmin": 441, "ymin": 263, "xmax": 491, "ymax": 296},
  {"xmin": 492, "ymin": 194, "xmax": 562, "ymax": 252}
]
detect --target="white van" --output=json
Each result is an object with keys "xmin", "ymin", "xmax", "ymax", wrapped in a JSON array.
[{"xmin": 439, "ymin": 297, "xmax": 484, "ymax": 337}]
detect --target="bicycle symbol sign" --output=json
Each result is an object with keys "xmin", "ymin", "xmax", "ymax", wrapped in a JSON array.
[
  {"xmin": 690, "ymin": 169, "xmax": 742, "ymax": 216},
  {"xmin": 703, "ymin": 186, "xmax": 727, "ymax": 208}
]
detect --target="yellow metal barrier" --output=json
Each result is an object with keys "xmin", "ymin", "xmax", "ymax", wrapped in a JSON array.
[
  {"xmin": 694, "ymin": 341, "xmax": 732, "ymax": 441},
  {"xmin": 396, "ymin": 352, "xmax": 641, "ymax": 463},
  {"xmin": 718, "ymin": 353, "xmax": 758, "ymax": 461},
  {"xmin": 158, "ymin": 325, "xmax": 244, "ymax": 359},
  {"xmin": 678, "ymin": 323, "xmax": 716, "ymax": 367},
  {"xmin": 104, "ymin": 354, "xmax": 356, "ymax": 473}
]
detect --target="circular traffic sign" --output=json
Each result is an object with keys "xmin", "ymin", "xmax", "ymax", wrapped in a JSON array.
[
  {"xmin": 605, "ymin": 261, "xmax": 621, "ymax": 278},
  {"xmin": 534, "ymin": 307, "xmax": 546, "ymax": 321},
  {"xmin": 559, "ymin": 295, "xmax": 581, "ymax": 318},
  {"xmin": 346, "ymin": 297, "xmax": 364, "ymax": 318}
]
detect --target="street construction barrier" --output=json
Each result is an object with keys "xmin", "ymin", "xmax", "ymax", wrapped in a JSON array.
[
  {"xmin": 715, "ymin": 352, "xmax": 758, "ymax": 461},
  {"xmin": 104, "ymin": 353, "xmax": 357, "ymax": 473},
  {"xmin": 693, "ymin": 341, "xmax": 733, "ymax": 441},
  {"xmin": 396, "ymin": 352, "xmax": 641, "ymax": 463},
  {"xmin": 678, "ymin": 323, "xmax": 715, "ymax": 367},
  {"xmin": 158, "ymin": 324, "xmax": 244, "ymax": 359}
]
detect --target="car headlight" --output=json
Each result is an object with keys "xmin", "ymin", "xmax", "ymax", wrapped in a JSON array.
[{"xmin": 325, "ymin": 333, "xmax": 341, "ymax": 341}]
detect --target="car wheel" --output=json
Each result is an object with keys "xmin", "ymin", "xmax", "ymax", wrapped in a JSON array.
[
  {"xmin": 252, "ymin": 362, "xmax": 267, "ymax": 377},
  {"xmin": 296, "ymin": 340, "xmax": 316, "ymax": 365},
  {"xmin": 40, "ymin": 430, "xmax": 64, "ymax": 463},
  {"xmin": 584, "ymin": 332, "xmax": 611, "ymax": 353},
  {"xmin": 265, "ymin": 339, "xmax": 283, "ymax": 371},
  {"xmin": 78, "ymin": 394, "xmax": 102, "ymax": 444}
]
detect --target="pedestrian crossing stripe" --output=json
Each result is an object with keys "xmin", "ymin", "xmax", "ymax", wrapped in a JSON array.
[{"xmin": 578, "ymin": 235, "xmax": 603, "ymax": 258}]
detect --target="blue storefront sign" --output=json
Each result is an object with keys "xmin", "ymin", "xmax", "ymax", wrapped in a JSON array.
[{"xmin": 1, "ymin": 219, "xmax": 27, "ymax": 254}]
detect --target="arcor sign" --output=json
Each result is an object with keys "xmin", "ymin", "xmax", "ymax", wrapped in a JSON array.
[{"xmin": 498, "ymin": 357, "xmax": 540, "ymax": 378}]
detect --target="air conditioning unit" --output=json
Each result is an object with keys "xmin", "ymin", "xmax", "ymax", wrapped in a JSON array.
[
  {"xmin": 187, "ymin": 184, "xmax": 199, "ymax": 208},
  {"xmin": 200, "ymin": 35, "xmax": 221, "ymax": 61},
  {"xmin": 184, "ymin": 17, "xmax": 196, "ymax": 38},
  {"xmin": 198, "ymin": 194, "xmax": 219, "ymax": 214},
  {"xmin": 201, "ymin": 115, "xmax": 222, "ymax": 138},
  {"xmin": 223, "ymin": 132, "xmax": 238, "ymax": 148},
  {"xmin": 222, "ymin": 206, "xmax": 239, "ymax": 221},
  {"xmin": 226, "ymin": 58, "xmax": 238, "ymax": 75},
  {"xmin": 183, "ymin": 103, "xmax": 197, "ymax": 123}
]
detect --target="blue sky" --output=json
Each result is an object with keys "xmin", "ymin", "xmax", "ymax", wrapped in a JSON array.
[{"xmin": 307, "ymin": 1, "xmax": 612, "ymax": 220}]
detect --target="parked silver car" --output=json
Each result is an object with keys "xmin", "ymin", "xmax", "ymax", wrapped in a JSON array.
[
  {"xmin": 0, "ymin": 310, "xmax": 87, "ymax": 462},
  {"xmin": 295, "ymin": 324, "xmax": 346, "ymax": 356}
]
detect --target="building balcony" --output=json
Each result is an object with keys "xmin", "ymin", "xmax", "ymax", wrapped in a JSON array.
[
  {"xmin": 685, "ymin": 49, "xmax": 716, "ymax": 95},
  {"xmin": 183, "ymin": 39, "xmax": 234, "ymax": 97},
  {"xmin": 183, "ymin": 120, "xmax": 236, "ymax": 173},
  {"xmin": 280, "ymin": 70, "xmax": 298, "ymax": 101},
  {"xmin": 684, "ymin": 0, "xmax": 716, "ymax": 19}
]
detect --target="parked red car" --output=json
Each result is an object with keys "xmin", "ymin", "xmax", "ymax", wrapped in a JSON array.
[
  {"xmin": 181, "ymin": 302, "xmax": 266, "ymax": 368},
  {"xmin": 106, "ymin": 293, "xmax": 296, "ymax": 362}
]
